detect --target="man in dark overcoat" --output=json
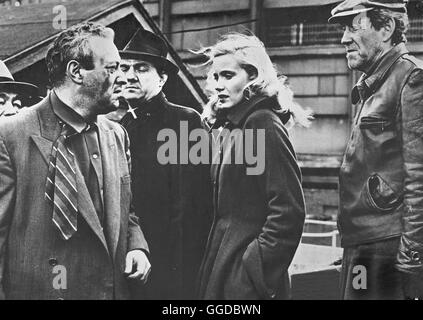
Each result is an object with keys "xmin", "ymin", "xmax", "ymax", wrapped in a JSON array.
[{"xmin": 119, "ymin": 29, "xmax": 212, "ymax": 299}]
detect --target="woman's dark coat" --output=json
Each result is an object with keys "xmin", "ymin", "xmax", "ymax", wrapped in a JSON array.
[
  {"xmin": 197, "ymin": 95, "xmax": 305, "ymax": 300},
  {"xmin": 121, "ymin": 93, "xmax": 212, "ymax": 299}
]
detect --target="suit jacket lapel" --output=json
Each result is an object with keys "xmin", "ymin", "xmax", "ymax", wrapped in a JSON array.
[
  {"xmin": 98, "ymin": 120, "xmax": 120, "ymax": 260},
  {"xmin": 30, "ymin": 95, "xmax": 110, "ymax": 255},
  {"xmin": 31, "ymin": 96, "xmax": 61, "ymax": 165},
  {"xmin": 74, "ymin": 162, "xmax": 110, "ymax": 255}
]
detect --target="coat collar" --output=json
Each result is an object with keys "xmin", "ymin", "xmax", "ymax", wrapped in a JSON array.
[
  {"xmin": 132, "ymin": 92, "xmax": 167, "ymax": 119},
  {"xmin": 226, "ymin": 95, "xmax": 269, "ymax": 127},
  {"xmin": 352, "ymin": 43, "xmax": 409, "ymax": 104},
  {"xmin": 212, "ymin": 95, "xmax": 284, "ymax": 130}
]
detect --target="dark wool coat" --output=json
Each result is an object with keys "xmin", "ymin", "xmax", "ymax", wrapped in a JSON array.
[
  {"xmin": 0, "ymin": 95, "xmax": 148, "ymax": 300},
  {"xmin": 121, "ymin": 93, "xmax": 212, "ymax": 299},
  {"xmin": 197, "ymin": 95, "xmax": 306, "ymax": 300}
]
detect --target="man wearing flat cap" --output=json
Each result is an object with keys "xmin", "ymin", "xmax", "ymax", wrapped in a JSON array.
[
  {"xmin": 0, "ymin": 60, "xmax": 40, "ymax": 117},
  {"xmin": 119, "ymin": 29, "xmax": 212, "ymax": 300},
  {"xmin": 329, "ymin": 0, "xmax": 423, "ymax": 299}
]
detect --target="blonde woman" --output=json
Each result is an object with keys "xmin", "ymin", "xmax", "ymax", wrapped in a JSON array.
[{"xmin": 196, "ymin": 33, "xmax": 312, "ymax": 300}]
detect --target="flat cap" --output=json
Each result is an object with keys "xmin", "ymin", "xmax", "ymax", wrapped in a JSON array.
[{"xmin": 328, "ymin": 0, "xmax": 407, "ymax": 23}]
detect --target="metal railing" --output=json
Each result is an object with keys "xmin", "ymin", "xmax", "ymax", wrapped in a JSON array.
[
  {"xmin": 302, "ymin": 219, "xmax": 339, "ymax": 248},
  {"xmin": 267, "ymin": 17, "xmax": 423, "ymax": 46}
]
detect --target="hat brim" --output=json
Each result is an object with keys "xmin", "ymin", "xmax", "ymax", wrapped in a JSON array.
[
  {"xmin": 0, "ymin": 81, "xmax": 40, "ymax": 98},
  {"xmin": 119, "ymin": 51, "xmax": 180, "ymax": 74},
  {"xmin": 328, "ymin": 7, "xmax": 373, "ymax": 23}
]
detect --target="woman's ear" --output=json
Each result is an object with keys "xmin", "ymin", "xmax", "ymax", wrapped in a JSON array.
[
  {"xmin": 67, "ymin": 60, "xmax": 83, "ymax": 84},
  {"xmin": 244, "ymin": 65, "xmax": 258, "ymax": 81},
  {"xmin": 249, "ymin": 72, "xmax": 258, "ymax": 81}
]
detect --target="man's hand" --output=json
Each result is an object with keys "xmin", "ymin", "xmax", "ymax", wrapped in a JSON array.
[
  {"xmin": 402, "ymin": 272, "xmax": 423, "ymax": 300},
  {"xmin": 124, "ymin": 250, "xmax": 151, "ymax": 283}
]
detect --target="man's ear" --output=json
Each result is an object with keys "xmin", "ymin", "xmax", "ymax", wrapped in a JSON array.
[
  {"xmin": 159, "ymin": 72, "xmax": 168, "ymax": 88},
  {"xmin": 67, "ymin": 60, "xmax": 83, "ymax": 84},
  {"xmin": 382, "ymin": 17, "xmax": 396, "ymax": 43}
]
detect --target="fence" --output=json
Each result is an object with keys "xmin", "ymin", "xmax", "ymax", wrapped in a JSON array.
[
  {"xmin": 267, "ymin": 17, "xmax": 423, "ymax": 47},
  {"xmin": 302, "ymin": 219, "xmax": 339, "ymax": 247}
]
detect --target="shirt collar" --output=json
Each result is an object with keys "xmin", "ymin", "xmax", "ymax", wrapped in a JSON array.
[
  {"xmin": 51, "ymin": 90, "xmax": 92, "ymax": 133},
  {"xmin": 351, "ymin": 43, "xmax": 409, "ymax": 104}
]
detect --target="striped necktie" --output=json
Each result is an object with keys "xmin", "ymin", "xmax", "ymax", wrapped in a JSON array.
[{"xmin": 45, "ymin": 123, "xmax": 78, "ymax": 240}]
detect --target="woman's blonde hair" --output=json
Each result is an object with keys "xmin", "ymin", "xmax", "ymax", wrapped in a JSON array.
[{"xmin": 196, "ymin": 33, "xmax": 312, "ymax": 127}]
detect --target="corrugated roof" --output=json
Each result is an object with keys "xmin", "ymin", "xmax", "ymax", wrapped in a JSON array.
[{"xmin": 0, "ymin": 0, "xmax": 122, "ymax": 59}]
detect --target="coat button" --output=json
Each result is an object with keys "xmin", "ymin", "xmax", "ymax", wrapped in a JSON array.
[
  {"xmin": 270, "ymin": 292, "xmax": 276, "ymax": 299},
  {"xmin": 411, "ymin": 251, "xmax": 421, "ymax": 262},
  {"xmin": 48, "ymin": 258, "xmax": 58, "ymax": 266},
  {"xmin": 92, "ymin": 153, "xmax": 99, "ymax": 159}
]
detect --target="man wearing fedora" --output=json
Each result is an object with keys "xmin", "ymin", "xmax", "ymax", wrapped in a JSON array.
[
  {"xmin": 119, "ymin": 28, "xmax": 212, "ymax": 300},
  {"xmin": 0, "ymin": 60, "xmax": 40, "ymax": 117},
  {"xmin": 329, "ymin": 0, "xmax": 423, "ymax": 299}
]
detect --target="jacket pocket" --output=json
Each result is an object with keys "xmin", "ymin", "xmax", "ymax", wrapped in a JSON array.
[
  {"xmin": 242, "ymin": 239, "xmax": 276, "ymax": 300},
  {"xmin": 359, "ymin": 116, "xmax": 392, "ymax": 132},
  {"xmin": 363, "ymin": 174, "xmax": 402, "ymax": 212}
]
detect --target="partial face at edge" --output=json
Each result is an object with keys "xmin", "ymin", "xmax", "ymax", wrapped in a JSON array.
[
  {"xmin": 212, "ymin": 54, "xmax": 253, "ymax": 110},
  {"xmin": 0, "ymin": 91, "xmax": 22, "ymax": 117}
]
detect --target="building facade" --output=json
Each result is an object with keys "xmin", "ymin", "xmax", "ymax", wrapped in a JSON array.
[{"xmin": 140, "ymin": 0, "xmax": 423, "ymax": 224}]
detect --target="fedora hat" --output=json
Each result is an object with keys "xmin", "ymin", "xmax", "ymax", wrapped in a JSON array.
[
  {"xmin": 329, "ymin": 0, "xmax": 407, "ymax": 23},
  {"xmin": 119, "ymin": 29, "xmax": 179, "ymax": 74},
  {"xmin": 0, "ymin": 60, "xmax": 40, "ymax": 99}
]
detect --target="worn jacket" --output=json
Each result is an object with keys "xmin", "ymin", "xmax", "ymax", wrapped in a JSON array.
[
  {"xmin": 0, "ymin": 94, "xmax": 148, "ymax": 299},
  {"xmin": 338, "ymin": 43, "xmax": 423, "ymax": 274},
  {"xmin": 197, "ymin": 95, "xmax": 305, "ymax": 300},
  {"xmin": 121, "ymin": 93, "xmax": 212, "ymax": 299}
]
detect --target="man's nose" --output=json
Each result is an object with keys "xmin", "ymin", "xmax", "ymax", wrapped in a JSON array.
[
  {"xmin": 2, "ymin": 101, "xmax": 17, "ymax": 116},
  {"xmin": 115, "ymin": 69, "xmax": 127, "ymax": 85},
  {"xmin": 341, "ymin": 29, "xmax": 353, "ymax": 45},
  {"xmin": 125, "ymin": 66, "xmax": 138, "ymax": 81}
]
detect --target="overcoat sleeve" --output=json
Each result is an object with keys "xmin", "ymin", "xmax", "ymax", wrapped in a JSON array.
[
  {"xmin": 241, "ymin": 110, "xmax": 305, "ymax": 298},
  {"xmin": 396, "ymin": 68, "xmax": 423, "ymax": 274},
  {"xmin": 0, "ymin": 137, "xmax": 16, "ymax": 299}
]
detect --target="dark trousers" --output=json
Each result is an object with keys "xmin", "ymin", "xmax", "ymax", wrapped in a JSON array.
[{"xmin": 340, "ymin": 237, "xmax": 405, "ymax": 300}]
